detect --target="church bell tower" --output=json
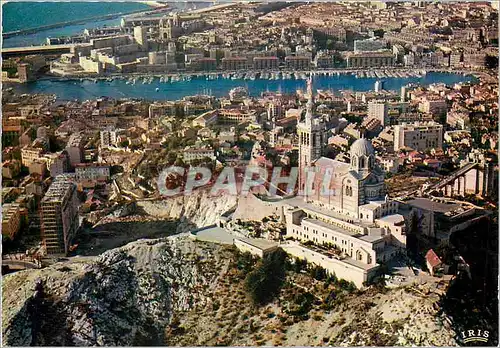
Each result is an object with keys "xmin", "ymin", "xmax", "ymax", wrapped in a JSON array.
[{"xmin": 298, "ymin": 77, "xmax": 325, "ymax": 195}]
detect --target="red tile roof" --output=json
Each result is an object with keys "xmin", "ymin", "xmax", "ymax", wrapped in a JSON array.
[{"xmin": 426, "ymin": 249, "xmax": 442, "ymax": 268}]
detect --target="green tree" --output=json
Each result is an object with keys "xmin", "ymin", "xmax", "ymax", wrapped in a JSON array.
[
  {"xmin": 119, "ymin": 139, "xmax": 130, "ymax": 148},
  {"xmin": 174, "ymin": 158, "xmax": 185, "ymax": 167},
  {"xmin": 167, "ymin": 151, "xmax": 177, "ymax": 164},
  {"xmin": 244, "ymin": 249, "xmax": 287, "ymax": 306}
]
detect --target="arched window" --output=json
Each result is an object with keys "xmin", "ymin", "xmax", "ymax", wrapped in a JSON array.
[
  {"xmin": 345, "ymin": 186, "xmax": 352, "ymax": 196},
  {"xmin": 360, "ymin": 156, "xmax": 365, "ymax": 168}
]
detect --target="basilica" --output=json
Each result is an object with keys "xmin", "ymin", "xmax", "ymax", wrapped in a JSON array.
[{"xmin": 280, "ymin": 79, "xmax": 407, "ymax": 287}]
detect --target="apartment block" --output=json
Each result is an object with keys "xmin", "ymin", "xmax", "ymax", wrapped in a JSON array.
[
  {"xmin": 40, "ymin": 175, "xmax": 79, "ymax": 254},
  {"xmin": 65, "ymin": 132, "xmax": 85, "ymax": 166},
  {"xmin": 347, "ymin": 51, "xmax": 395, "ymax": 68},
  {"xmin": 285, "ymin": 56, "xmax": 311, "ymax": 70},
  {"xmin": 367, "ymin": 101, "xmax": 389, "ymax": 126},
  {"xmin": 253, "ymin": 56, "xmax": 279, "ymax": 70},
  {"xmin": 394, "ymin": 122, "xmax": 443, "ymax": 152},
  {"xmin": 2, "ymin": 203, "xmax": 22, "ymax": 240},
  {"xmin": 75, "ymin": 163, "xmax": 111, "ymax": 181},
  {"xmin": 21, "ymin": 147, "xmax": 44, "ymax": 167},
  {"xmin": 182, "ymin": 148, "xmax": 215, "ymax": 163}
]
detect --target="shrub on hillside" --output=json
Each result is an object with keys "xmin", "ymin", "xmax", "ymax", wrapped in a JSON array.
[{"xmin": 244, "ymin": 248, "xmax": 287, "ymax": 306}]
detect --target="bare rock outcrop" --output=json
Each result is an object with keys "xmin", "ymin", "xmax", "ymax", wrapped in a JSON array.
[
  {"xmin": 138, "ymin": 189, "xmax": 238, "ymax": 232},
  {"xmin": 2, "ymin": 236, "xmax": 227, "ymax": 346}
]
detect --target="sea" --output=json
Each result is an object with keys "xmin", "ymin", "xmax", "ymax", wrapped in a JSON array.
[
  {"xmin": 2, "ymin": 1, "xmax": 211, "ymax": 48},
  {"xmin": 10, "ymin": 72, "xmax": 476, "ymax": 102}
]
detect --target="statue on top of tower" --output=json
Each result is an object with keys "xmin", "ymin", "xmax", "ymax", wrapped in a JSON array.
[{"xmin": 305, "ymin": 76, "xmax": 314, "ymax": 123}]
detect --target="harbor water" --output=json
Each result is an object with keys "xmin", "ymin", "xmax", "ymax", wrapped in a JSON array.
[{"xmin": 9, "ymin": 72, "xmax": 476, "ymax": 101}]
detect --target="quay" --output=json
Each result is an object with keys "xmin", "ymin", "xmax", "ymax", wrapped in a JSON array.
[{"xmin": 2, "ymin": 44, "xmax": 74, "ymax": 58}]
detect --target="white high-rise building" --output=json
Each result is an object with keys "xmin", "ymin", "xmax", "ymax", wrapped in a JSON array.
[
  {"xmin": 134, "ymin": 26, "xmax": 148, "ymax": 51},
  {"xmin": 368, "ymin": 100, "xmax": 389, "ymax": 126},
  {"xmin": 374, "ymin": 80, "xmax": 384, "ymax": 93},
  {"xmin": 394, "ymin": 122, "xmax": 443, "ymax": 152}
]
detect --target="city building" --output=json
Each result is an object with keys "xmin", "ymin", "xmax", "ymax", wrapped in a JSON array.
[
  {"xmin": 393, "ymin": 122, "xmax": 443, "ymax": 152},
  {"xmin": 446, "ymin": 110, "xmax": 470, "ymax": 130},
  {"xmin": 2, "ymin": 117, "xmax": 24, "ymax": 146},
  {"xmin": 133, "ymin": 26, "xmax": 148, "ymax": 51},
  {"xmin": 253, "ymin": 56, "xmax": 279, "ymax": 70},
  {"xmin": 354, "ymin": 38, "xmax": 387, "ymax": 52},
  {"xmin": 2, "ymin": 203, "xmax": 22, "ymax": 240},
  {"xmin": 40, "ymin": 175, "xmax": 80, "ymax": 254},
  {"xmin": 21, "ymin": 147, "xmax": 44, "ymax": 167},
  {"xmin": 18, "ymin": 63, "xmax": 33, "ymax": 83},
  {"xmin": 374, "ymin": 80, "xmax": 385, "ymax": 93},
  {"xmin": 285, "ymin": 56, "xmax": 311, "ymax": 70},
  {"xmin": 2, "ymin": 160, "xmax": 21, "ymax": 179},
  {"xmin": 193, "ymin": 110, "xmax": 218, "ymax": 127},
  {"xmin": 65, "ymin": 132, "xmax": 85, "ymax": 166},
  {"xmin": 221, "ymin": 57, "xmax": 248, "ymax": 70},
  {"xmin": 399, "ymin": 197, "xmax": 490, "ymax": 242},
  {"xmin": 419, "ymin": 98, "xmax": 448, "ymax": 115},
  {"xmin": 234, "ymin": 237, "xmax": 278, "ymax": 258},
  {"xmin": 218, "ymin": 108, "xmax": 257, "ymax": 124},
  {"xmin": 195, "ymin": 58, "xmax": 217, "ymax": 71},
  {"xmin": 182, "ymin": 148, "xmax": 215, "ymax": 163},
  {"xmin": 100, "ymin": 128, "xmax": 124, "ymax": 148},
  {"xmin": 346, "ymin": 51, "xmax": 395, "ymax": 68},
  {"xmin": 28, "ymin": 160, "xmax": 48, "ymax": 178},
  {"xmin": 367, "ymin": 101, "xmax": 389, "ymax": 126},
  {"xmin": 283, "ymin": 135, "xmax": 406, "ymax": 287},
  {"xmin": 75, "ymin": 163, "xmax": 111, "ymax": 181}
]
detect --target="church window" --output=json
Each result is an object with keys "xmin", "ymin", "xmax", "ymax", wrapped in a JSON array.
[{"xmin": 360, "ymin": 157, "xmax": 365, "ymax": 168}]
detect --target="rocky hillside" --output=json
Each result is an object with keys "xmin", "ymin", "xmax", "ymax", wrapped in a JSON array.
[
  {"xmin": 3, "ymin": 236, "xmax": 458, "ymax": 346},
  {"xmin": 75, "ymin": 189, "xmax": 237, "ymax": 256},
  {"xmin": 3, "ymin": 236, "xmax": 232, "ymax": 346},
  {"xmin": 138, "ymin": 189, "xmax": 238, "ymax": 232}
]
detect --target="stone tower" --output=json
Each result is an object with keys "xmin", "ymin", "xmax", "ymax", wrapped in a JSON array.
[{"xmin": 298, "ymin": 77, "xmax": 325, "ymax": 195}]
